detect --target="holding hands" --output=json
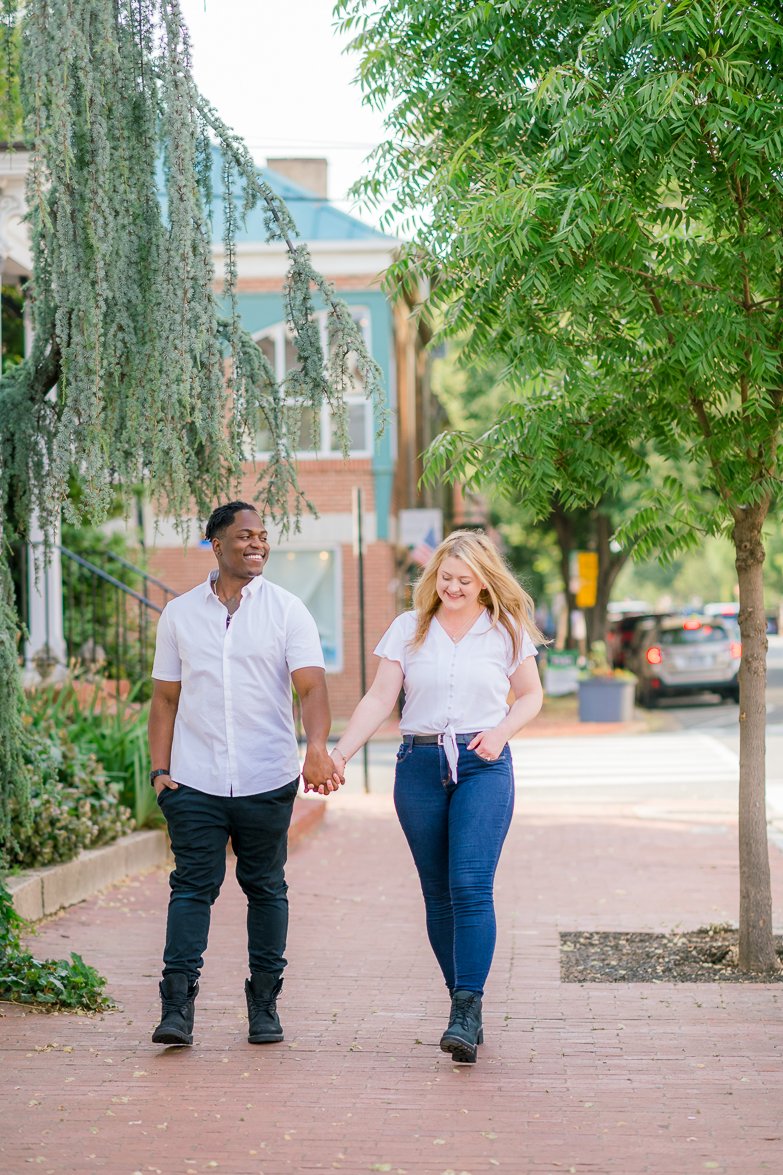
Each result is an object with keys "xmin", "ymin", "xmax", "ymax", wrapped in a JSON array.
[{"xmin": 302, "ymin": 742, "xmax": 345, "ymax": 796}]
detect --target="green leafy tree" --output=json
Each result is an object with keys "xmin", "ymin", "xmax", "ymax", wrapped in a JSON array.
[
  {"xmin": 0, "ymin": 0, "xmax": 381, "ymax": 846},
  {"xmin": 339, "ymin": 0, "xmax": 783, "ymax": 971},
  {"xmin": 432, "ymin": 342, "xmax": 635, "ymax": 645}
]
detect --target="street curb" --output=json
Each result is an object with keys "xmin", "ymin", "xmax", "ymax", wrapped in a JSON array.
[{"xmin": 5, "ymin": 795, "xmax": 326, "ymax": 924}]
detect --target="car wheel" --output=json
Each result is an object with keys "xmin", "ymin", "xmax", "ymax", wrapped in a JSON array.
[
  {"xmin": 723, "ymin": 689, "xmax": 740, "ymax": 704},
  {"xmin": 637, "ymin": 683, "xmax": 657, "ymax": 709}
]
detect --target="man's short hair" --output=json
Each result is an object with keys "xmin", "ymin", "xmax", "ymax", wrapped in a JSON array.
[{"xmin": 205, "ymin": 501, "xmax": 260, "ymax": 541}]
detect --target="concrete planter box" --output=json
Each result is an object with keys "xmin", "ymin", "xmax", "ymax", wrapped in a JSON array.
[
  {"xmin": 578, "ymin": 677, "xmax": 636, "ymax": 723},
  {"xmin": 4, "ymin": 796, "xmax": 324, "ymax": 923},
  {"xmin": 4, "ymin": 830, "xmax": 171, "ymax": 922}
]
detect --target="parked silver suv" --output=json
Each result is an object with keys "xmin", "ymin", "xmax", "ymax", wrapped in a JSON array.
[{"xmin": 632, "ymin": 615, "xmax": 741, "ymax": 707}]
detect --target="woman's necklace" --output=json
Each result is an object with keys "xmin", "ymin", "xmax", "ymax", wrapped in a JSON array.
[{"xmin": 439, "ymin": 607, "xmax": 483, "ymax": 644}]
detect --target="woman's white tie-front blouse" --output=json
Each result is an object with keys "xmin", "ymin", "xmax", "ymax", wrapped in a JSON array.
[{"xmin": 374, "ymin": 610, "xmax": 538, "ymax": 735}]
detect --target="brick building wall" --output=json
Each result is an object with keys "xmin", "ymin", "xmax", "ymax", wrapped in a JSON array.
[{"xmin": 144, "ymin": 457, "xmax": 402, "ymax": 722}]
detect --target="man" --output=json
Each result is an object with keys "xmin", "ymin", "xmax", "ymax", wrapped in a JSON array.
[{"xmin": 148, "ymin": 501, "xmax": 340, "ymax": 1047}]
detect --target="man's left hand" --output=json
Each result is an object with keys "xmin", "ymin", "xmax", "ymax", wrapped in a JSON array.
[{"xmin": 302, "ymin": 744, "xmax": 344, "ymax": 795}]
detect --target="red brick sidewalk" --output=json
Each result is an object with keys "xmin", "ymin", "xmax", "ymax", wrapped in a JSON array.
[{"xmin": 2, "ymin": 789, "xmax": 782, "ymax": 1175}]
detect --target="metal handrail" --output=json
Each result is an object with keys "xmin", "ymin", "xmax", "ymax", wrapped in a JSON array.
[
  {"xmin": 101, "ymin": 548, "xmax": 179, "ymax": 601},
  {"xmin": 57, "ymin": 545, "xmax": 164, "ymax": 613}
]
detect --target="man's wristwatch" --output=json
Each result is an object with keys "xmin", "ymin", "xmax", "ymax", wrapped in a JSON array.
[{"xmin": 149, "ymin": 768, "xmax": 171, "ymax": 788}]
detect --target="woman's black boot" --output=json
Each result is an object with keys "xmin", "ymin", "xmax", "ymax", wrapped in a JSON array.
[
  {"xmin": 151, "ymin": 973, "xmax": 199, "ymax": 1046},
  {"xmin": 440, "ymin": 989, "xmax": 484, "ymax": 1063}
]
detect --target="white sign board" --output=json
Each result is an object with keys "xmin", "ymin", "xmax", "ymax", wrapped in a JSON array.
[{"xmin": 398, "ymin": 508, "xmax": 443, "ymax": 548}]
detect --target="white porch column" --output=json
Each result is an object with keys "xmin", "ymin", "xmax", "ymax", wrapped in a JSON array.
[
  {"xmin": 23, "ymin": 516, "xmax": 68, "ymax": 684},
  {"xmin": 19, "ymin": 286, "xmax": 67, "ymax": 683}
]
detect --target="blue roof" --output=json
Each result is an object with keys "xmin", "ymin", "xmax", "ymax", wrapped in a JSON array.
[{"xmin": 208, "ymin": 148, "xmax": 392, "ymax": 245}]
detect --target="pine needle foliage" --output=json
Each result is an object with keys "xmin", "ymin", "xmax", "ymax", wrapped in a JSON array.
[{"xmin": 0, "ymin": 0, "xmax": 382, "ymax": 843}]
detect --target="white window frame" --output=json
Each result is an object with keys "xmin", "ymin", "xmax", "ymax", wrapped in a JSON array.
[
  {"xmin": 264, "ymin": 544, "xmax": 344, "ymax": 674},
  {"xmin": 253, "ymin": 308, "xmax": 373, "ymax": 460}
]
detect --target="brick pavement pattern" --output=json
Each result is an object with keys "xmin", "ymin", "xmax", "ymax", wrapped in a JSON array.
[{"xmin": 2, "ymin": 786, "xmax": 782, "ymax": 1175}]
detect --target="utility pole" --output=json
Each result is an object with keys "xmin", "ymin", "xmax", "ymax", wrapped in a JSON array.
[{"xmin": 352, "ymin": 486, "xmax": 370, "ymax": 793}]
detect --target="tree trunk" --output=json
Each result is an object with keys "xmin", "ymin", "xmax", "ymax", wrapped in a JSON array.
[
  {"xmin": 733, "ymin": 505, "xmax": 779, "ymax": 973},
  {"xmin": 587, "ymin": 511, "xmax": 631, "ymax": 650},
  {"xmin": 550, "ymin": 503, "xmax": 575, "ymax": 648}
]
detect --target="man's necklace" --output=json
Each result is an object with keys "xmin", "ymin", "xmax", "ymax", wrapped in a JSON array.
[{"xmin": 215, "ymin": 576, "xmax": 243, "ymax": 616}]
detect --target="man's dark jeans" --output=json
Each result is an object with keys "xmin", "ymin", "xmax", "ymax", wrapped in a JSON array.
[
  {"xmin": 393, "ymin": 742, "xmax": 514, "ymax": 996},
  {"xmin": 157, "ymin": 780, "xmax": 299, "ymax": 984}
]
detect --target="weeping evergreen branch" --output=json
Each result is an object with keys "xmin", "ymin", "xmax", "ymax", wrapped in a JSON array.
[{"xmin": 0, "ymin": 0, "xmax": 384, "ymax": 843}]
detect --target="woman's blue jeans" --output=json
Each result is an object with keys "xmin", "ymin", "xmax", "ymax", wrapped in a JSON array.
[{"xmin": 393, "ymin": 741, "xmax": 514, "ymax": 996}]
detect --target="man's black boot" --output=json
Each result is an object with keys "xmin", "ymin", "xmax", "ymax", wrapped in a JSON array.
[
  {"xmin": 245, "ymin": 973, "xmax": 284, "ymax": 1043},
  {"xmin": 151, "ymin": 973, "xmax": 198, "ymax": 1046},
  {"xmin": 439, "ymin": 989, "xmax": 484, "ymax": 1064}
]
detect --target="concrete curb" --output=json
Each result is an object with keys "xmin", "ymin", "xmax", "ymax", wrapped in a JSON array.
[
  {"xmin": 5, "ymin": 795, "xmax": 326, "ymax": 923},
  {"xmin": 5, "ymin": 829, "xmax": 171, "ymax": 923}
]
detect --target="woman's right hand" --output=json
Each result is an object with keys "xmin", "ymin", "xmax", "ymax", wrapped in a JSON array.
[{"xmin": 330, "ymin": 747, "xmax": 346, "ymax": 784}]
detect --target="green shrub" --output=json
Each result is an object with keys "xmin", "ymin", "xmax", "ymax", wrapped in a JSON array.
[
  {"xmin": 0, "ymin": 883, "xmax": 110, "ymax": 1010},
  {"xmin": 3, "ymin": 690, "xmax": 135, "ymax": 870},
  {"xmin": 26, "ymin": 682, "xmax": 157, "ymax": 829}
]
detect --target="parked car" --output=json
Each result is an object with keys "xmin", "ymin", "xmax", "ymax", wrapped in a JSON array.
[
  {"xmin": 703, "ymin": 601, "xmax": 779, "ymax": 635},
  {"xmin": 606, "ymin": 612, "xmax": 667, "ymax": 669},
  {"xmin": 632, "ymin": 615, "xmax": 741, "ymax": 707}
]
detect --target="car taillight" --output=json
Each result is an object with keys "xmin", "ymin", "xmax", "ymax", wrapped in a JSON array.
[
  {"xmin": 683, "ymin": 618, "xmax": 701, "ymax": 630},
  {"xmin": 730, "ymin": 641, "xmax": 741, "ymax": 659},
  {"xmin": 646, "ymin": 646, "xmax": 663, "ymax": 665}
]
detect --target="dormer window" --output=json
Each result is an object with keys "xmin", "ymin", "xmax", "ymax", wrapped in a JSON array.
[{"xmin": 254, "ymin": 309, "xmax": 373, "ymax": 459}]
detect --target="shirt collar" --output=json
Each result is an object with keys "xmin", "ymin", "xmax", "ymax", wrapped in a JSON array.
[{"xmin": 204, "ymin": 570, "xmax": 266, "ymax": 601}]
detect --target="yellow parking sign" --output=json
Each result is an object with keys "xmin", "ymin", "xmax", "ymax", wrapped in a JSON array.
[{"xmin": 571, "ymin": 550, "xmax": 598, "ymax": 608}]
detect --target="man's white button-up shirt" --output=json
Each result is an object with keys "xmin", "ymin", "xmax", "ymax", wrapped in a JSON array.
[{"xmin": 152, "ymin": 572, "xmax": 325, "ymax": 797}]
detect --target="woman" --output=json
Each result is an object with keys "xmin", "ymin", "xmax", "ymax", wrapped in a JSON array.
[{"xmin": 330, "ymin": 529, "xmax": 544, "ymax": 1064}]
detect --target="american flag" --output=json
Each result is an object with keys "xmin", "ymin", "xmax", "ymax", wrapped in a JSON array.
[{"xmin": 410, "ymin": 526, "xmax": 438, "ymax": 567}]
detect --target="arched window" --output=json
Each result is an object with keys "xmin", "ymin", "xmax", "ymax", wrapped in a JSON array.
[{"xmin": 254, "ymin": 308, "xmax": 373, "ymax": 459}]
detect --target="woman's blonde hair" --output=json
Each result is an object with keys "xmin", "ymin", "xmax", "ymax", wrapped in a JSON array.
[{"xmin": 410, "ymin": 529, "xmax": 545, "ymax": 659}]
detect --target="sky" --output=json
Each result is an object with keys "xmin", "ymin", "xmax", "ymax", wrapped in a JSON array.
[{"xmin": 178, "ymin": 0, "xmax": 388, "ymax": 231}]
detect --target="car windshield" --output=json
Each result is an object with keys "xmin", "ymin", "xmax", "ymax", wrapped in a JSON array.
[{"xmin": 660, "ymin": 624, "xmax": 730, "ymax": 646}]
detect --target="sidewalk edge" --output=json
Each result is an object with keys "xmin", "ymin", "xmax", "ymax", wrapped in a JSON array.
[{"xmin": 5, "ymin": 795, "xmax": 326, "ymax": 923}]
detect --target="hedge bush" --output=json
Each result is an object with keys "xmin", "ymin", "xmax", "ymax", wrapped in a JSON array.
[{"xmin": 3, "ymin": 691, "xmax": 134, "ymax": 870}]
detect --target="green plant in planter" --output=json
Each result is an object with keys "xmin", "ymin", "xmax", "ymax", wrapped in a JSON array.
[
  {"xmin": 0, "ymin": 882, "xmax": 110, "ymax": 1010},
  {"xmin": 31, "ymin": 683, "xmax": 157, "ymax": 829},
  {"xmin": 581, "ymin": 641, "xmax": 636, "ymax": 681},
  {"xmin": 3, "ymin": 690, "xmax": 135, "ymax": 870}
]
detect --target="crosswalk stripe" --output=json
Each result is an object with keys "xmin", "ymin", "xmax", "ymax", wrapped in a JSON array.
[{"xmin": 511, "ymin": 732, "xmax": 739, "ymax": 789}]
